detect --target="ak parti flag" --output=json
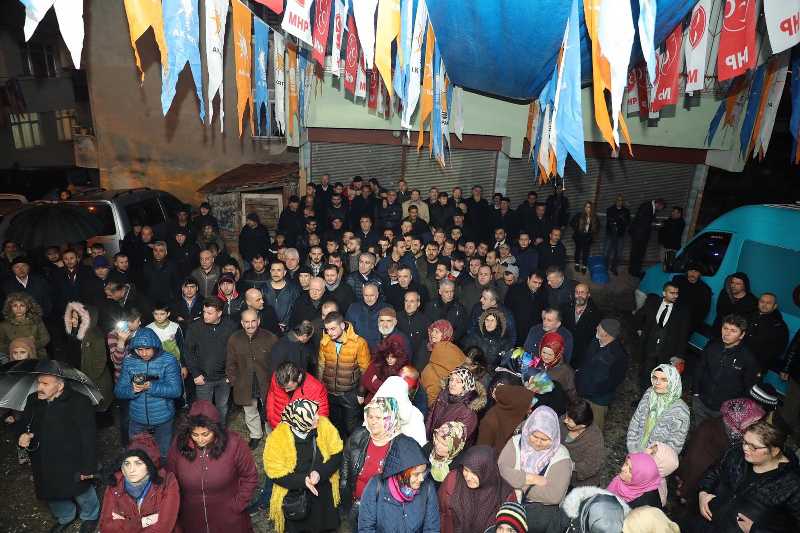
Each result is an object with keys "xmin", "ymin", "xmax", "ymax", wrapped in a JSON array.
[
  {"xmin": 161, "ymin": 0, "xmax": 206, "ymax": 122},
  {"xmin": 232, "ymin": 0, "xmax": 253, "ymax": 137},
  {"xmin": 253, "ymin": 18, "xmax": 271, "ymax": 135},
  {"xmin": 21, "ymin": 0, "xmax": 85, "ymax": 68},
  {"xmin": 287, "ymin": 43, "xmax": 299, "ymax": 137},
  {"xmin": 417, "ymin": 23, "xmax": 435, "ymax": 151},
  {"xmin": 717, "ymin": 0, "xmax": 757, "ymax": 82},
  {"xmin": 651, "ymin": 23, "xmax": 683, "ymax": 113},
  {"xmin": 205, "ymin": 0, "xmax": 229, "ymax": 131},
  {"xmin": 312, "ymin": 0, "xmax": 333, "ymax": 67},
  {"xmin": 375, "ymin": 0, "xmax": 401, "ymax": 96},
  {"xmin": 255, "ymin": 0, "xmax": 284, "ymax": 15},
  {"xmin": 123, "ymin": 0, "xmax": 168, "ymax": 82}
]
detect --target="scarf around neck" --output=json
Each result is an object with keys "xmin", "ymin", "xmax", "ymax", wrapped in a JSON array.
[{"xmin": 642, "ymin": 364, "xmax": 682, "ymax": 447}]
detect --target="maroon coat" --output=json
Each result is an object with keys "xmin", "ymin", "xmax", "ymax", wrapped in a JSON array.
[
  {"xmin": 99, "ymin": 471, "xmax": 182, "ymax": 533},
  {"xmin": 166, "ymin": 402, "xmax": 259, "ymax": 533},
  {"xmin": 425, "ymin": 384, "xmax": 487, "ymax": 443}
]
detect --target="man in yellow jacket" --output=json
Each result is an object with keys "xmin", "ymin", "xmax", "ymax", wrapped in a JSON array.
[{"xmin": 318, "ymin": 311, "xmax": 370, "ymax": 439}]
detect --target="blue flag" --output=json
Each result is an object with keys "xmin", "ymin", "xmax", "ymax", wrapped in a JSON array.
[
  {"xmin": 393, "ymin": 0, "xmax": 416, "ymax": 106},
  {"xmin": 161, "ymin": 0, "xmax": 205, "ymax": 121},
  {"xmin": 298, "ymin": 51, "xmax": 307, "ymax": 127},
  {"xmin": 253, "ymin": 18, "xmax": 270, "ymax": 136},
  {"xmin": 554, "ymin": 0, "xmax": 585, "ymax": 176},
  {"xmin": 739, "ymin": 66, "xmax": 765, "ymax": 156},
  {"xmin": 790, "ymin": 49, "xmax": 800, "ymax": 156},
  {"xmin": 432, "ymin": 41, "xmax": 444, "ymax": 166}
]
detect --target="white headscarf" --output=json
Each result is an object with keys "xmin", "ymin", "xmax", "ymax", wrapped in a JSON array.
[{"xmin": 373, "ymin": 376, "xmax": 428, "ymax": 446}]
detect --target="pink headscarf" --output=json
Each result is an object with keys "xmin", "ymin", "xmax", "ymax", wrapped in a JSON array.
[
  {"xmin": 648, "ymin": 442, "xmax": 679, "ymax": 506},
  {"xmin": 519, "ymin": 406, "xmax": 561, "ymax": 475},
  {"xmin": 607, "ymin": 452, "xmax": 662, "ymax": 503},
  {"xmin": 721, "ymin": 398, "xmax": 765, "ymax": 441}
]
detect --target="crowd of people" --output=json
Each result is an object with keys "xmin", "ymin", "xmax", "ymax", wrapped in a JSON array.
[{"xmin": 2, "ymin": 174, "xmax": 799, "ymax": 533}]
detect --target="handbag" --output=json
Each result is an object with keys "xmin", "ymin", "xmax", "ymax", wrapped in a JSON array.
[{"xmin": 282, "ymin": 439, "xmax": 317, "ymax": 521}]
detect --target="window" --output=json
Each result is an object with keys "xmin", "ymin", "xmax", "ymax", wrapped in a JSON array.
[
  {"xmin": 63, "ymin": 202, "xmax": 116, "ymax": 236},
  {"xmin": 125, "ymin": 198, "xmax": 166, "ymax": 228},
  {"xmin": 21, "ymin": 43, "xmax": 59, "ymax": 78},
  {"xmin": 10, "ymin": 113, "xmax": 43, "ymax": 149},
  {"xmin": 670, "ymin": 231, "xmax": 732, "ymax": 276},
  {"xmin": 55, "ymin": 109, "xmax": 77, "ymax": 141},
  {"xmin": 158, "ymin": 193, "xmax": 185, "ymax": 220},
  {"xmin": 737, "ymin": 240, "xmax": 800, "ymax": 316}
]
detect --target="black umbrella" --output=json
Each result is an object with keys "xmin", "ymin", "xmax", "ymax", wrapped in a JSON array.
[
  {"xmin": 0, "ymin": 359, "xmax": 104, "ymax": 411},
  {"xmin": 5, "ymin": 202, "xmax": 105, "ymax": 249}
]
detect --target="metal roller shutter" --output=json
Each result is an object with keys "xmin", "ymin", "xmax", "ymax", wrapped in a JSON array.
[
  {"xmin": 402, "ymin": 148, "xmax": 497, "ymax": 197},
  {"xmin": 506, "ymin": 158, "xmax": 599, "ymax": 209},
  {"xmin": 310, "ymin": 142, "xmax": 404, "ymax": 183}
]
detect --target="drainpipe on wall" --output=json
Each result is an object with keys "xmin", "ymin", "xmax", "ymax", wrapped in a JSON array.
[{"xmin": 494, "ymin": 137, "xmax": 511, "ymax": 195}]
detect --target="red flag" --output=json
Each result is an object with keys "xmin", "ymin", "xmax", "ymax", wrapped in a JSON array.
[
  {"xmin": 717, "ymin": 0, "xmax": 757, "ymax": 81},
  {"xmin": 312, "ymin": 0, "xmax": 332, "ymax": 67},
  {"xmin": 344, "ymin": 15, "xmax": 359, "ymax": 95},
  {"xmin": 635, "ymin": 63, "xmax": 650, "ymax": 116},
  {"xmin": 368, "ymin": 67, "xmax": 379, "ymax": 109},
  {"xmin": 651, "ymin": 24, "xmax": 683, "ymax": 112},
  {"xmin": 254, "ymin": 0, "xmax": 283, "ymax": 15}
]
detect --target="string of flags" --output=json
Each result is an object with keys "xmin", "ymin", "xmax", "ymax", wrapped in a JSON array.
[{"xmin": 16, "ymin": 0, "xmax": 800, "ymax": 171}]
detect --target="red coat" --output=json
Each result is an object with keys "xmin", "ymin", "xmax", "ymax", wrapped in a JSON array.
[
  {"xmin": 266, "ymin": 372, "xmax": 329, "ymax": 428},
  {"xmin": 166, "ymin": 430, "xmax": 259, "ymax": 533},
  {"xmin": 98, "ymin": 471, "xmax": 182, "ymax": 533}
]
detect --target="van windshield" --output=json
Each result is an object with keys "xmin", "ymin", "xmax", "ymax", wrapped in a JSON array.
[
  {"xmin": 671, "ymin": 232, "xmax": 732, "ymax": 276},
  {"xmin": 64, "ymin": 202, "xmax": 116, "ymax": 236}
]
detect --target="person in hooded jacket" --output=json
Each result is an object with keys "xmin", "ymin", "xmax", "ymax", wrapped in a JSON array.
[
  {"xmin": 425, "ymin": 366, "xmax": 486, "ymax": 443},
  {"xmin": 114, "ymin": 327, "xmax": 182, "ymax": 459},
  {"xmin": 712, "ymin": 272, "xmax": 758, "ymax": 336},
  {"xmin": 437, "ymin": 445, "xmax": 516, "ymax": 533},
  {"xmin": 98, "ymin": 433, "xmax": 181, "ymax": 533},
  {"xmin": 462, "ymin": 308, "xmax": 514, "ymax": 369},
  {"xmin": 420, "ymin": 320, "xmax": 466, "ymax": 406},
  {"xmin": 360, "ymin": 336, "xmax": 410, "ymax": 404},
  {"xmin": 549, "ymin": 487, "xmax": 630, "ymax": 533},
  {"xmin": 357, "ymin": 434, "xmax": 440, "ymax": 533},
  {"xmin": 477, "ymin": 382, "xmax": 534, "ymax": 457},
  {"xmin": 167, "ymin": 400, "xmax": 258, "ymax": 532},
  {"xmin": 64, "ymin": 301, "xmax": 114, "ymax": 417}
]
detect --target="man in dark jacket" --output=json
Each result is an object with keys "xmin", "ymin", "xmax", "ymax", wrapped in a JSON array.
[
  {"xmin": 17, "ymin": 372, "xmax": 100, "ymax": 532},
  {"xmin": 262, "ymin": 260, "xmax": 300, "ymax": 332},
  {"xmin": 524, "ymin": 308, "xmax": 575, "ymax": 364},
  {"xmin": 184, "ymin": 298, "xmax": 239, "ymax": 423},
  {"xmin": 544, "ymin": 265, "xmax": 575, "ymax": 313},
  {"xmin": 428, "ymin": 279, "xmax": 468, "ymax": 341},
  {"xmin": 464, "ymin": 185, "xmax": 492, "ymax": 243},
  {"xmin": 604, "ymin": 194, "xmax": 630, "ymax": 275},
  {"xmin": 241, "ymin": 253, "xmax": 271, "ymax": 293},
  {"xmin": 693, "ymin": 314, "xmax": 760, "ymax": 429},
  {"xmin": 277, "ymin": 196, "xmax": 305, "ymax": 246},
  {"xmin": 575, "ymin": 319, "xmax": 628, "ymax": 430},
  {"xmin": 713, "ymin": 272, "xmax": 759, "ymax": 335},
  {"xmin": 505, "ymin": 271, "xmax": 547, "ymax": 344},
  {"xmin": 173, "ymin": 276, "xmax": 204, "ymax": 331},
  {"xmin": 672, "ymin": 264, "xmax": 712, "ymax": 335},
  {"xmin": 289, "ymin": 277, "xmax": 326, "ymax": 327},
  {"xmin": 658, "ymin": 206, "xmax": 686, "ymax": 259},
  {"xmin": 242, "ymin": 288, "xmax": 281, "ymax": 335},
  {"xmin": 745, "ymin": 293, "xmax": 790, "ymax": 372},
  {"xmin": 345, "ymin": 283, "xmax": 386, "ymax": 350},
  {"xmin": 226, "ymin": 308, "xmax": 278, "ymax": 448},
  {"xmin": 3, "ymin": 256, "xmax": 53, "ymax": 317},
  {"xmin": 512, "ymin": 232, "xmax": 539, "ymax": 281},
  {"xmin": 545, "ymin": 188, "xmax": 570, "ymax": 229},
  {"xmin": 101, "ymin": 277, "xmax": 152, "ymax": 332},
  {"xmin": 396, "ymin": 291, "xmax": 432, "ymax": 367},
  {"xmin": 385, "ymin": 265, "xmax": 428, "ymax": 310},
  {"xmin": 272, "ymin": 320, "xmax": 317, "ymax": 374},
  {"xmin": 628, "ymin": 198, "xmax": 665, "ymax": 277},
  {"xmin": 238, "ymin": 213, "xmax": 271, "ymax": 266},
  {"xmin": 537, "ymin": 228, "xmax": 567, "ymax": 272},
  {"xmin": 780, "ymin": 330, "xmax": 800, "ymax": 441},
  {"xmin": 169, "ymin": 229, "xmax": 200, "ymax": 280},
  {"xmin": 51, "ymin": 248, "xmax": 94, "ymax": 317},
  {"xmin": 142, "ymin": 241, "xmax": 179, "ymax": 304},
  {"xmin": 377, "ymin": 190, "xmax": 403, "ymax": 232},
  {"xmin": 348, "ymin": 185, "xmax": 378, "ymax": 231},
  {"xmin": 217, "ymin": 273, "xmax": 244, "ymax": 321},
  {"xmin": 563, "ymin": 283, "xmax": 604, "ymax": 370},
  {"xmin": 323, "ymin": 264, "xmax": 354, "ymax": 313},
  {"xmin": 346, "ymin": 252, "xmax": 383, "ymax": 301},
  {"xmin": 430, "ymin": 192, "xmax": 458, "ymax": 231}
]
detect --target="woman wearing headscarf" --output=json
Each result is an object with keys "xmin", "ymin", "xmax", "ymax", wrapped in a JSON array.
[
  {"xmin": 645, "ymin": 442, "xmax": 679, "ymax": 506},
  {"xmin": 607, "ymin": 452, "xmax": 663, "ymax": 509},
  {"xmin": 425, "ymin": 366, "xmax": 486, "ymax": 443},
  {"xmin": 622, "ymin": 506, "xmax": 680, "ymax": 533},
  {"xmin": 99, "ymin": 433, "xmax": 181, "ymax": 532},
  {"xmin": 534, "ymin": 331, "xmax": 576, "ymax": 401},
  {"xmin": 420, "ymin": 320, "xmax": 465, "ymax": 407},
  {"xmin": 627, "ymin": 363, "xmax": 689, "ymax": 453},
  {"xmin": 676, "ymin": 397, "xmax": 765, "ymax": 507},
  {"xmin": 341, "ymin": 397, "xmax": 414, "ymax": 523},
  {"xmin": 166, "ymin": 400, "xmax": 259, "ymax": 533},
  {"xmin": 461, "ymin": 308, "xmax": 514, "ymax": 368},
  {"xmin": 0, "ymin": 291, "xmax": 49, "ymax": 358},
  {"xmin": 361, "ymin": 336, "xmax": 410, "ymax": 404},
  {"xmin": 64, "ymin": 301, "xmax": 114, "ymax": 416},
  {"xmin": 358, "ymin": 435, "xmax": 440, "ymax": 533},
  {"xmin": 477, "ymin": 382, "xmax": 534, "ymax": 457},
  {"xmin": 438, "ymin": 445, "xmax": 516, "ymax": 533},
  {"xmin": 426, "ymin": 421, "xmax": 467, "ymax": 486},
  {"xmin": 498, "ymin": 406, "xmax": 573, "ymax": 523},
  {"xmin": 264, "ymin": 398, "xmax": 343, "ymax": 533},
  {"xmin": 374, "ymin": 376, "xmax": 428, "ymax": 446}
]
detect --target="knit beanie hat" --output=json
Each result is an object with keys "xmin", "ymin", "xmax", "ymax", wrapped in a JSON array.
[
  {"xmin": 599, "ymin": 318, "xmax": 621, "ymax": 338},
  {"xmin": 495, "ymin": 501, "xmax": 528, "ymax": 532}
]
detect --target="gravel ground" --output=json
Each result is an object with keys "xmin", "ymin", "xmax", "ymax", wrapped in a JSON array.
[{"xmin": 0, "ymin": 271, "xmax": 652, "ymax": 533}]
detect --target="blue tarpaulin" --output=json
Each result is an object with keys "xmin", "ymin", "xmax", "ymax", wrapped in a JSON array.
[{"xmin": 424, "ymin": 0, "xmax": 699, "ymax": 100}]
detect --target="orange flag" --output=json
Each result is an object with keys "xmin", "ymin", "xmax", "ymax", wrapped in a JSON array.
[
  {"xmin": 748, "ymin": 59, "xmax": 778, "ymax": 159},
  {"xmin": 375, "ymin": 0, "xmax": 401, "ymax": 97},
  {"xmin": 123, "ymin": 0, "xmax": 168, "ymax": 82},
  {"xmin": 287, "ymin": 43, "xmax": 299, "ymax": 137},
  {"xmin": 232, "ymin": 0, "xmax": 253, "ymax": 137},
  {"xmin": 417, "ymin": 24, "xmax": 435, "ymax": 151}
]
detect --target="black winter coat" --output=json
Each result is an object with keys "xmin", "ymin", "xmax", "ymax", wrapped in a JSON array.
[
  {"xmin": 277, "ymin": 209, "xmax": 305, "ymax": 246},
  {"xmin": 142, "ymin": 260, "xmax": 179, "ymax": 304},
  {"xmin": 427, "ymin": 298, "xmax": 468, "ymax": 342},
  {"xmin": 629, "ymin": 201, "xmax": 657, "ymax": 241},
  {"xmin": 783, "ymin": 329, "xmax": 800, "ymax": 382},
  {"xmin": 184, "ymin": 318, "xmax": 239, "ymax": 381},
  {"xmin": 377, "ymin": 201, "xmax": 403, "ymax": 232},
  {"xmin": 745, "ymin": 310, "xmax": 790, "ymax": 372},
  {"xmin": 16, "ymin": 387, "xmax": 96, "ymax": 500},
  {"xmin": 537, "ymin": 241, "xmax": 567, "ymax": 271},
  {"xmin": 238, "ymin": 224, "xmax": 271, "ymax": 263},
  {"xmin": 504, "ymin": 283, "xmax": 546, "ymax": 345},
  {"xmin": 563, "ymin": 299, "xmax": 604, "ymax": 370},
  {"xmin": 271, "ymin": 333, "xmax": 317, "ymax": 375},
  {"xmin": 396, "ymin": 310, "xmax": 433, "ymax": 365},
  {"xmin": 672, "ymin": 274, "xmax": 712, "ymax": 333},
  {"xmin": 697, "ymin": 446, "xmax": 800, "ymax": 533},
  {"xmin": 605, "ymin": 204, "xmax": 631, "ymax": 236},
  {"xmin": 694, "ymin": 340, "xmax": 760, "ymax": 411}
]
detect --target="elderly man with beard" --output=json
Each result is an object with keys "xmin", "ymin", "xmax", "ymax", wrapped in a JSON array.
[
  {"xmin": 375, "ymin": 307, "xmax": 413, "ymax": 358},
  {"xmin": 563, "ymin": 283, "xmax": 604, "ymax": 370},
  {"xmin": 17, "ymin": 373, "xmax": 100, "ymax": 532},
  {"xmin": 290, "ymin": 277, "xmax": 327, "ymax": 327}
]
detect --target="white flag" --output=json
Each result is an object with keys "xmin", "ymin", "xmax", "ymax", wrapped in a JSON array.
[
  {"xmin": 637, "ymin": 0, "xmax": 657, "ymax": 84},
  {"xmin": 282, "ymin": 0, "xmax": 313, "ymax": 46},
  {"xmin": 355, "ymin": 57, "xmax": 368, "ymax": 99},
  {"xmin": 451, "ymin": 86, "xmax": 464, "ymax": 141},
  {"xmin": 303, "ymin": 59, "xmax": 314, "ymax": 119},
  {"xmin": 538, "ymin": 103, "xmax": 553, "ymax": 175},
  {"xmin": 755, "ymin": 53, "xmax": 790, "ymax": 157},
  {"xmin": 330, "ymin": 0, "xmax": 348, "ymax": 77},
  {"xmin": 23, "ymin": 0, "xmax": 85, "ymax": 68},
  {"xmin": 764, "ymin": 0, "xmax": 800, "ymax": 55},
  {"xmin": 597, "ymin": 0, "xmax": 634, "ymax": 145},
  {"xmin": 274, "ymin": 32, "xmax": 286, "ymax": 135},
  {"xmin": 205, "ymin": 0, "xmax": 228, "ymax": 131},
  {"xmin": 353, "ymin": 0, "xmax": 379, "ymax": 69},
  {"xmin": 401, "ymin": 0, "xmax": 427, "ymax": 130},
  {"xmin": 684, "ymin": 0, "xmax": 710, "ymax": 94}
]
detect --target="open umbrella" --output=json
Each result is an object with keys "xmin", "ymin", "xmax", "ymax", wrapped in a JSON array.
[
  {"xmin": 5, "ymin": 202, "xmax": 105, "ymax": 250},
  {"xmin": 0, "ymin": 359, "xmax": 104, "ymax": 411}
]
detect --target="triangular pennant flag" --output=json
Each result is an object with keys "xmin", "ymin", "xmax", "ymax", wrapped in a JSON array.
[
  {"xmin": 253, "ymin": 18, "xmax": 271, "ymax": 135},
  {"xmin": 123, "ymin": 0, "xmax": 169, "ymax": 82},
  {"xmin": 554, "ymin": 0, "xmax": 586, "ymax": 175},
  {"xmin": 747, "ymin": 59, "xmax": 779, "ymax": 158},
  {"xmin": 287, "ymin": 42, "xmax": 299, "ymax": 136},
  {"xmin": 231, "ymin": 0, "xmax": 253, "ymax": 137},
  {"xmin": 755, "ymin": 52, "xmax": 789, "ymax": 158},
  {"xmin": 375, "ymin": 0, "xmax": 400, "ymax": 96},
  {"xmin": 22, "ymin": 0, "xmax": 85, "ymax": 68},
  {"xmin": 161, "ymin": 0, "xmax": 206, "ymax": 122},
  {"xmin": 273, "ymin": 31, "xmax": 286, "ymax": 135},
  {"xmin": 353, "ymin": 0, "xmax": 379, "ymax": 69},
  {"xmin": 254, "ymin": 0, "xmax": 283, "ymax": 15},
  {"xmin": 431, "ymin": 44, "xmax": 444, "ymax": 164},
  {"xmin": 637, "ymin": 0, "xmax": 657, "ymax": 83},
  {"xmin": 739, "ymin": 65, "xmax": 766, "ymax": 156},
  {"xmin": 330, "ymin": 0, "xmax": 348, "ymax": 77},
  {"xmin": 344, "ymin": 15, "xmax": 359, "ymax": 94},
  {"xmin": 597, "ymin": 0, "xmax": 634, "ymax": 149},
  {"xmin": 393, "ymin": 0, "xmax": 415, "ymax": 105},
  {"xmin": 312, "ymin": 0, "xmax": 333, "ymax": 68},
  {"xmin": 205, "ymin": 0, "xmax": 229, "ymax": 131},
  {"xmin": 401, "ymin": 0, "xmax": 427, "ymax": 130},
  {"xmin": 355, "ymin": 52, "xmax": 368, "ymax": 99},
  {"xmin": 417, "ymin": 23, "xmax": 435, "ymax": 150}
]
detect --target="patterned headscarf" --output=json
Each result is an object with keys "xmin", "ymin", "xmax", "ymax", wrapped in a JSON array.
[
  {"xmin": 363, "ymin": 397, "xmax": 401, "ymax": 442},
  {"xmin": 721, "ymin": 398, "xmax": 765, "ymax": 441},
  {"xmin": 281, "ymin": 399, "xmax": 319, "ymax": 435},
  {"xmin": 539, "ymin": 331, "xmax": 565, "ymax": 369},
  {"xmin": 427, "ymin": 319, "xmax": 454, "ymax": 351},
  {"xmin": 642, "ymin": 364, "xmax": 682, "ymax": 447},
  {"xmin": 430, "ymin": 421, "xmax": 467, "ymax": 482},
  {"xmin": 520, "ymin": 406, "xmax": 561, "ymax": 475},
  {"xmin": 449, "ymin": 366, "xmax": 476, "ymax": 397}
]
